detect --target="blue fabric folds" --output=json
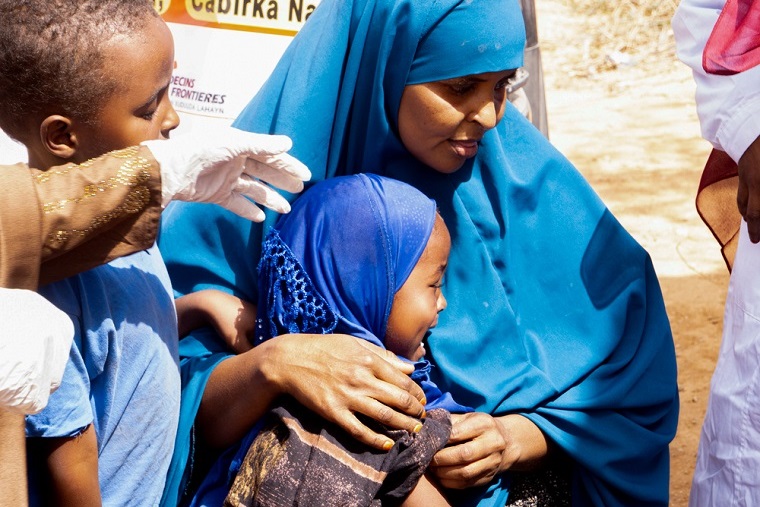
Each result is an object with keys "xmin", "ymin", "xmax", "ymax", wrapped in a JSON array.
[{"xmin": 159, "ymin": 0, "xmax": 679, "ymax": 505}]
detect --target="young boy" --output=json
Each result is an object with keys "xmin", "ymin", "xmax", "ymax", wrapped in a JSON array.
[{"xmin": 0, "ymin": 1, "xmax": 181, "ymax": 504}]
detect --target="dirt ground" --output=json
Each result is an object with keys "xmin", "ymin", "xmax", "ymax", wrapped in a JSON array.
[{"xmin": 536, "ymin": 2, "xmax": 728, "ymax": 505}]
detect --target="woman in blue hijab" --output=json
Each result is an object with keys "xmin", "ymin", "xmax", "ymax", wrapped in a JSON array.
[{"xmin": 159, "ymin": 0, "xmax": 679, "ymax": 505}]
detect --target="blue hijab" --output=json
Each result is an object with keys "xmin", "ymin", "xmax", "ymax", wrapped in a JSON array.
[
  {"xmin": 257, "ymin": 173, "xmax": 469, "ymax": 412},
  {"xmin": 257, "ymin": 174, "xmax": 435, "ymax": 348},
  {"xmin": 159, "ymin": 0, "xmax": 679, "ymax": 505}
]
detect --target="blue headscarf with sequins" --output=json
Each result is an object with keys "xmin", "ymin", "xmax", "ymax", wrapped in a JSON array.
[
  {"xmin": 256, "ymin": 173, "xmax": 469, "ymax": 413},
  {"xmin": 159, "ymin": 0, "xmax": 679, "ymax": 505},
  {"xmin": 257, "ymin": 174, "xmax": 434, "ymax": 347}
]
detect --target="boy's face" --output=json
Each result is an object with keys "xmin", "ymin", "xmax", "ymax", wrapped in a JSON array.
[
  {"xmin": 385, "ymin": 214, "xmax": 450, "ymax": 361},
  {"xmin": 71, "ymin": 16, "xmax": 178, "ymax": 163}
]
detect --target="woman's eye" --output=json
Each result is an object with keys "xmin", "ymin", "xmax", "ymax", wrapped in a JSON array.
[
  {"xmin": 141, "ymin": 110, "xmax": 157, "ymax": 120},
  {"xmin": 449, "ymin": 83, "xmax": 473, "ymax": 95}
]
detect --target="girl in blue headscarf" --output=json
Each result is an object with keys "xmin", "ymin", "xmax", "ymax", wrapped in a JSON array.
[
  {"xmin": 190, "ymin": 173, "xmax": 468, "ymax": 506},
  {"xmin": 159, "ymin": 0, "xmax": 679, "ymax": 505}
]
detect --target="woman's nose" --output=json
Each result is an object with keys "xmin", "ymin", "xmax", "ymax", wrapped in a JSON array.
[
  {"xmin": 471, "ymin": 100, "xmax": 498, "ymax": 130},
  {"xmin": 437, "ymin": 293, "xmax": 447, "ymax": 313}
]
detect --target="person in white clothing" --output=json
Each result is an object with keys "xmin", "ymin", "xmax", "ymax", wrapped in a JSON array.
[{"xmin": 673, "ymin": 1, "xmax": 760, "ymax": 505}]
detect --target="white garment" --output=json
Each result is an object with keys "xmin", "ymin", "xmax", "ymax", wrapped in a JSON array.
[
  {"xmin": 690, "ymin": 222, "xmax": 760, "ymax": 507},
  {"xmin": 0, "ymin": 288, "xmax": 73, "ymax": 415},
  {"xmin": 672, "ymin": 0, "xmax": 760, "ymax": 162},
  {"xmin": 673, "ymin": 2, "xmax": 760, "ymax": 505}
]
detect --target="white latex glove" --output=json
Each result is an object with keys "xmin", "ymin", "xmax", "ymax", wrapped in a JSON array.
[
  {"xmin": 0, "ymin": 289, "xmax": 74, "ymax": 415},
  {"xmin": 143, "ymin": 127, "xmax": 311, "ymax": 222}
]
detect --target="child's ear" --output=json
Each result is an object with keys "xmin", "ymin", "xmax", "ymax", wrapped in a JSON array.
[{"xmin": 39, "ymin": 115, "xmax": 78, "ymax": 160}]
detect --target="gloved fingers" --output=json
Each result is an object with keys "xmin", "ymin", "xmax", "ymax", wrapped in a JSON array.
[
  {"xmin": 228, "ymin": 130, "xmax": 293, "ymax": 157},
  {"xmin": 236, "ymin": 175, "xmax": 292, "ymax": 213},
  {"xmin": 219, "ymin": 193, "xmax": 267, "ymax": 223},
  {"xmin": 244, "ymin": 152, "xmax": 311, "ymax": 193}
]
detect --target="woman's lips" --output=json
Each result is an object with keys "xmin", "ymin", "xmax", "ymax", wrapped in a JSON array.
[{"xmin": 450, "ymin": 139, "xmax": 479, "ymax": 158}]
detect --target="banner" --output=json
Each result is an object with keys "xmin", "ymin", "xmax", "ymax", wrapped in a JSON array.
[{"xmin": 159, "ymin": 0, "xmax": 320, "ymax": 135}]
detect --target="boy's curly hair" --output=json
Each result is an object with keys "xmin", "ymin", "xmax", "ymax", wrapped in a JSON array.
[{"xmin": 0, "ymin": 0, "xmax": 159, "ymax": 142}]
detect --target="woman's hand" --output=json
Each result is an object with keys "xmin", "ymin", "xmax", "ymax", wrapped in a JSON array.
[
  {"xmin": 260, "ymin": 334, "xmax": 427, "ymax": 450},
  {"xmin": 428, "ymin": 413, "xmax": 548, "ymax": 489},
  {"xmin": 198, "ymin": 333, "xmax": 427, "ymax": 451}
]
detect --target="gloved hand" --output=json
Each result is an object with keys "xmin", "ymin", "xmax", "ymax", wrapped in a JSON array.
[
  {"xmin": 143, "ymin": 127, "xmax": 311, "ymax": 222},
  {"xmin": 0, "ymin": 288, "xmax": 74, "ymax": 415}
]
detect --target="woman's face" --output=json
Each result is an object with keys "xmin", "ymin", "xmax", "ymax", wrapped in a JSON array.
[{"xmin": 397, "ymin": 70, "xmax": 514, "ymax": 174}]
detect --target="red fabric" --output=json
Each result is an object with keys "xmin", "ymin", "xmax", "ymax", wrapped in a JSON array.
[
  {"xmin": 704, "ymin": 0, "xmax": 760, "ymax": 75},
  {"xmin": 696, "ymin": 0, "xmax": 760, "ymax": 270},
  {"xmin": 699, "ymin": 148, "xmax": 738, "ymax": 191}
]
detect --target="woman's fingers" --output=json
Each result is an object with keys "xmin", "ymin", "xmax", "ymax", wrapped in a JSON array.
[
  {"xmin": 428, "ymin": 412, "xmax": 509, "ymax": 488},
  {"xmin": 431, "ymin": 434, "xmax": 489, "ymax": 467},
  {"xmin": 328, "ymin": 409, "xmax": 398, "ymax": 451},
  {"xmin": 429, "ymin": 460, "xmax": 499, "ymax": 489},
  {"xmin": 354, "ymin": 396, "xmax": 424, "ymax": 434},
  {"xmin": 430, "ymin": 440, "xmax": 501, "ymax": 489},
  {"xmin": 268, "ymin": 333, "xmax": 426, "ymax": 441},
  {"xmin": 353, "ymin": 343, "xmax": 426, "ymax": 412},
  {"xmin": 444, "ymin": 412, "xmax": 491, "ymax": 445},
  {"xmin": 355, "ymin": 339, "xmax": 415, "ymax": 375}
]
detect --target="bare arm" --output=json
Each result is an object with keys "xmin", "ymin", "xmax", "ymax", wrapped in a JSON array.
[
  {"xmin": 401, "ymin": 473, "xmax": 452, "ymax": 507},
  {"xmin": 27, "ymin": 424, "xmax": 101, "ymax": 506},
  {"xmin": 175, "ymin": 289, "xmax": 256, "ymax": 353},
  {"xmin": 196, "ymin": 333, "xmax": 427, "ymax": 451},
  {"xmin": 0, "ymin": 409, "xmax": 28, "ymax": 505}
]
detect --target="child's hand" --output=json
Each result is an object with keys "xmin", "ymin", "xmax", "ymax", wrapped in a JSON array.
[{"xmin": 176, "ymin": 290, "xmax": 256, "ymax": 353}]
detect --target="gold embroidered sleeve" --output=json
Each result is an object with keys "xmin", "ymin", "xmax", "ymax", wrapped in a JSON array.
[
  {"xmin": 34, "ymin": 146, "xmax": 162, "ymax": 286},
  {"xmin": 0, "ymin": 164, "xmax": 45, "ymax": 289}
]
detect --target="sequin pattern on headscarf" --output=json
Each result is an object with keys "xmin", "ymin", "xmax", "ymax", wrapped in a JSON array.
[{"xmin": 256, "ymin": 229, "xmax": 339, "ymax": 343}]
